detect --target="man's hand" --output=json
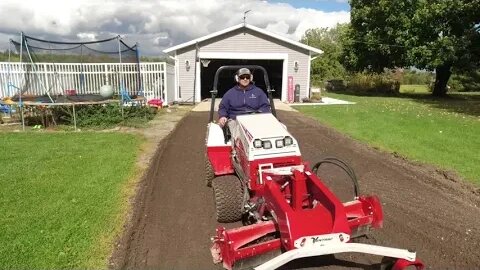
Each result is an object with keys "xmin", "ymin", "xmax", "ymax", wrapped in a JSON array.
[{"xmin": 218, "ymin": 117, "xmax": 227, "ymax": 127}]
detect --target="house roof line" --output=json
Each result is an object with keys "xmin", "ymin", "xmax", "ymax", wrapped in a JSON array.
[{"xmin": 163, "ymin": 23, "xmax": 323, "ymax": 55}]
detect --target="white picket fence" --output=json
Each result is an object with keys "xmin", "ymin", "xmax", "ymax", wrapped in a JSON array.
[{"xmin": 0, "ymin": 62, "xmax": 174, "ymax": 103}]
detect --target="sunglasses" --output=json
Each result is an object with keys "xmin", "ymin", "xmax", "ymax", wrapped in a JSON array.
[{"xmin": 239, "ymin": 75, "xmax": 251, "ymax": 80}]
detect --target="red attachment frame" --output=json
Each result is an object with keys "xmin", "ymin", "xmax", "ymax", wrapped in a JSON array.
[
  {"xmin": 211, "ymin": 221, "xmax": 281, "ymax": 270},
  {"xmin": 211, "ymin": 163, "xmax": 385, "ymax": 269},
  {"xmin": 392, "ymin": 258, "xmax": 425, "ymax": 270}
]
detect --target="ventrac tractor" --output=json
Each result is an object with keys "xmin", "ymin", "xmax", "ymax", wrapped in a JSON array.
[{"xmin": 204, "ymin": 65, "xmax": 424, "ymax": 270}]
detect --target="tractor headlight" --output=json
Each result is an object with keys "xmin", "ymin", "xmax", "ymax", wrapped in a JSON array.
[
  {"xmin": 275, "ymin": 139, "xmax": 284, "ymax": 148},
  {"xmin": 263, "ymin": 140, "xmax": 272, "ymax": 149},
  {"xmin": 253, "ymin": 139, "xmax": 262, "ymax": 148},
  {"xmin": 284, "ymin": 136, "xmax": 293, "ymax": 146}
]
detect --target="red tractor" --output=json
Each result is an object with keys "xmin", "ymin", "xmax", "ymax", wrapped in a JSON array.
[{"xmin": 205, "ymin": 65, "xmax": 424, "ymax": 270}]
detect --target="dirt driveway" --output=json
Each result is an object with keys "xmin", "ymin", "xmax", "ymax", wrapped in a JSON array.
[{"xmin": 112, "ymin": 110, "xmax": 480, "ymax": 269}]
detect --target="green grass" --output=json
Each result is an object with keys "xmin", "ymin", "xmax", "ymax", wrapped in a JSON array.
[
  {"xmin": 294, "ymin": 93, "xmax": 480, "ymax": 184},
  {"xmin": 0, "ymin": 132, "xmax": 141, "ymax": 269},
  {"xmin": 400, "ymin": 84, "xmax": 430, "ymax": 93}
]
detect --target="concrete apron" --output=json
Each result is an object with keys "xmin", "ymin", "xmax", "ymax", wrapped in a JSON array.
[{"xmin": 192, "ymin": 99, "xmax": 297, "ymax": 112}]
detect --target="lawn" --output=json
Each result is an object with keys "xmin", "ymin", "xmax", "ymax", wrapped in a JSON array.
[
  {"xmin": 0, "ymin": 132, "xmax": 141, "ymax": 269},
  {"xmin": 294, "ymin": 92, "xmax": 480, "ymax": 184},
  {"xmin": 399, "ymin": 84, "xmax": 430, "ymax": 93}
]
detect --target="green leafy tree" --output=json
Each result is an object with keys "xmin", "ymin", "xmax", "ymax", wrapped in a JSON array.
[
  {"xmin": 344, "ymin": 0, "xmax": 480, "ymax": 96},
  {"xmin": 300, "ymin": 24, "xmax": 349, "ymax": 85}
]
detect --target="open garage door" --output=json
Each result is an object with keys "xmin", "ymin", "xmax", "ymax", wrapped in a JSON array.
[{"xmin": 200, "ymin": 59, "xmax": 283, "ymax": 100}]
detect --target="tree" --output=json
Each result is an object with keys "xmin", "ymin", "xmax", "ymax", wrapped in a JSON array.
[
  {"xmin": 344, "ymin": 0, "xmax": 480, "ymax": 96},
  {"xmin": 300, "ymin": 24, "xmax": 349, "ymax": 85}
]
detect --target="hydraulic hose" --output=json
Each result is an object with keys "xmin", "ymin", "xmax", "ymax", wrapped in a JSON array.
[{"xmin": 312, "ymin": 156, "xmax": 360, "ymax": 198}]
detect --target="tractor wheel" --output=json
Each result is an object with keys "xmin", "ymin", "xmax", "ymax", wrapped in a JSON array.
[
  {"xmin": 212, "ymin": 175, "xmax": 244, "ymax": 223},
  {"xmin": 205, "ymin": 155, "xmax": 215, "ymax": 187}
]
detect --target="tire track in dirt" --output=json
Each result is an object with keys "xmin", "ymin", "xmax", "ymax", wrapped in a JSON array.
[{"xmin": 116, "ymin": 110, "xmax": 480, "ymax": 269}]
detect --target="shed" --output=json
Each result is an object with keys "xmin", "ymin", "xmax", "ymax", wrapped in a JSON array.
[{"xmin": 163, "ymin": 23, "xmax": 323, "ymax": 103}]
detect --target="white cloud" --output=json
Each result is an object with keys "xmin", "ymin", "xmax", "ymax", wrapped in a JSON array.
[{"xmin": 0, "ymin": 0, "xmax": 350, "ymax": 56}]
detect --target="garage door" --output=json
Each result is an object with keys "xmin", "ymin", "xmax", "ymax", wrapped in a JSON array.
[{"xmin": 200, "ymin": 59, "xmax": 283, "ymax": 100}]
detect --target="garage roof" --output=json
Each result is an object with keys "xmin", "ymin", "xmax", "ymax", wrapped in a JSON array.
[{"xmin": 163, "ymin": 23, "xmax": 323, "ymax": 55}]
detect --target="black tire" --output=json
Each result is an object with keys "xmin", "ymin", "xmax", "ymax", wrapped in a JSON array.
[
  {"xmin": 205, "ymin": 155, "xmax": 215, "ymax": 187},
  {"xmin": 212, "ymin": 175, "xmax": 244, "ymax": 223},
  {"xmin": 380, "ymin": 257, "xmax": 395, "ymax": 270}
]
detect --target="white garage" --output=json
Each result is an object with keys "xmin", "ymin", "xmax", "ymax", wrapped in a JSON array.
[{"xmin": 163, "ymin": 23, "xmax": 323, "ymax": 103}]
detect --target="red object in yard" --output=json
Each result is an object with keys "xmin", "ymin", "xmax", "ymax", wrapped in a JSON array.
[
  {"xmin": 148, "ymin": 99, "xmax": 163, "ymax": 108},
  {"xmin": 65, "ymin": 89, "xmax": 76, "ymax": 96},
  {"xmin": 287, "ymin": 76, "xmax": 294, "ymax": 103}
]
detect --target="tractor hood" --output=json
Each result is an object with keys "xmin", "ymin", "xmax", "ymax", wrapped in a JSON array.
[{"xmin": 236, "ymin": 113, "xmax": 301, "ymax": 160}]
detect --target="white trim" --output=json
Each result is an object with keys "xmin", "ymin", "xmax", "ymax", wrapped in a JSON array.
[
  {"xmin": 163, "ymin": 23, "xmax": 323, "ymax": 55},
  {"xmin": 198, "ymin": 52, "xmax": 287, "ymax": 60},
  {"xmin": 197, "ymin": 52, "xmax": 289, "ymax": 102},
  {"xmin": 174, "ymin": 54, "xmax": 180, "ymax": 100},
  {"xmin": 195, "ymin": 60, "xmax": 201, "ymax": 102},
  {"xmin": 281, "ymin": 57, "xmax": 288, "ymax": 102},
  {"xmin": 307, "ymin": 54, "xmax": 312, "ymax": 99}
]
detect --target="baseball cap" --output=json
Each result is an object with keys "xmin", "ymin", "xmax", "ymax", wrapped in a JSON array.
[{"xmin": 237, "ymin": 68, "xmax": 251, "ymax": 76}]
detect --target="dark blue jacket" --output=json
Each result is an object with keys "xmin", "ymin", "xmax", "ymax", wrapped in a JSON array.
[{"xmin": 218, "ymin": 84, "xmax": 271, "ymax": 120}]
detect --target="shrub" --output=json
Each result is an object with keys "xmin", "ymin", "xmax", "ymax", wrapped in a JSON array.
[
  {"xmin": 448, "ymin": 70, "xmax": 480, "ymax": 92},
  {"xmin": 346, "ymin": 72, "xmax": 400, "ymax": 95},
  {"xmin": 310, "ymin": 92, "xmax": 322, "ymax": 101},
  {"xmin": 51, "ymin": 103, "xmax": 157, "ymax": 128},
  {"xmin": 325, "ymin": 80, "xmax": 346, "ymax": 91}
]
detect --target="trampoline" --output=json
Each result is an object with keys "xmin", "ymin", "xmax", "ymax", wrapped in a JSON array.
[{"xmin": 3, "ymin": 32, "xmax": 144, "ymax": 130}]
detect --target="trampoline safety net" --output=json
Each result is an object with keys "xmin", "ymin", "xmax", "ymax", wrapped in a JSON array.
[{"xmin": 10, "ymin": 33, "xmax": 141, "ymax": 102}]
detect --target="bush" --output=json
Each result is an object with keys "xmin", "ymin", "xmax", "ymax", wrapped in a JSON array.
[
  {"xmin": 325, "ymin": 80, "xmax": 346, "ymax": 91},
  {"xmin": 346, "ymin": 72, "xmax": 400, "ymax": 95},
  {"xmin": 448, "ymin": 70, "xmax": 480, "ymax": 92},
  {"xmin": 51, "ymin": 103, "xmax": 157, "ymax": 128},
  {"xmin": 310, "ymin": 92, "xmax": 322, "ymax": 101}
]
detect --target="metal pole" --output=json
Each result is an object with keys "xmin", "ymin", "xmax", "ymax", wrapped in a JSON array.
[
  {"xmin": 117, "ymin": 36, "xmax": 124, "ymax": 118},
  {"xmin": 7, "ymin": 40, "xmax": 11, "ymax": 97},
  {"xmin": 7, "ymin": 40, "xmax": 12, "ymax": 117},
  {"xmin": 72, "ymin": 103, "xmax": 77, "ymax": 131},
  {"xmin": 21, "ymin": 104, "xmax": 25, "ymax": 131},
  {"xmin": 135, "ymin": 42, "xmax": 142, "ymax": 97},
  {"xmin": 19, "ymin": 32, "xmax": 25, "ymax": 131}
]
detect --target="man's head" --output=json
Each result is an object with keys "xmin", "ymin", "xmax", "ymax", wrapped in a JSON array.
[{"xmin": 236, "ymin": 68, "xmax": 252, "ymax": 87}]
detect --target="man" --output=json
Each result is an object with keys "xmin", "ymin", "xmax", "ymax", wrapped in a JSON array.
[{"xmin": 218, "ymin": 67, "xmax": 271, "ymax": 141}]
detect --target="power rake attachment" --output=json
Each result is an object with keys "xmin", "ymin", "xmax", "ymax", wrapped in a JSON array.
[
  {"xmin": 209, "ymin": 164, "xmax": 424, "ymax": 270},
  {"xmin": 205, "ymin": 65, "xmax": 424, "ymax": 270}
]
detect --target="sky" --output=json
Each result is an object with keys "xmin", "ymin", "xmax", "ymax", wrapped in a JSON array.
[{"xmin": 0, "ymin": 0, "xmax": 350, "ymax": 57}]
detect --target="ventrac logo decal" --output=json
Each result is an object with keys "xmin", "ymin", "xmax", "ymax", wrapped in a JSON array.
[{"xmin": 311, "ymin": 236, "xmax": 333, "ymax": 244}]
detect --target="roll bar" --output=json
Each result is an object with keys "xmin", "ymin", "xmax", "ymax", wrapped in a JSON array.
[{"xmin": 208, "ymin": 65, "xmax": 277, "ymax": 122}]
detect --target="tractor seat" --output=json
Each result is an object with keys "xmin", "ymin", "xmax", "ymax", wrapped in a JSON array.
[{"xmin": 222, "ymin": 125, "xmax": 231, "ymax": 144}]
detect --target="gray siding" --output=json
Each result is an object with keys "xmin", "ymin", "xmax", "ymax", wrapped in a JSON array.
[
  {"xmin": 176, "ymin": 49, "xmax": 197, "ymax": 102},
  {"xmin": 176, "ymin": 28, "xmax": 311, "ymax": 102}
]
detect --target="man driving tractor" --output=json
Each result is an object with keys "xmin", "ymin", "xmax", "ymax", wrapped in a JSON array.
[{"xmin": 218, "ymin": 67, "xmax": 271, "ymax": 140}]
